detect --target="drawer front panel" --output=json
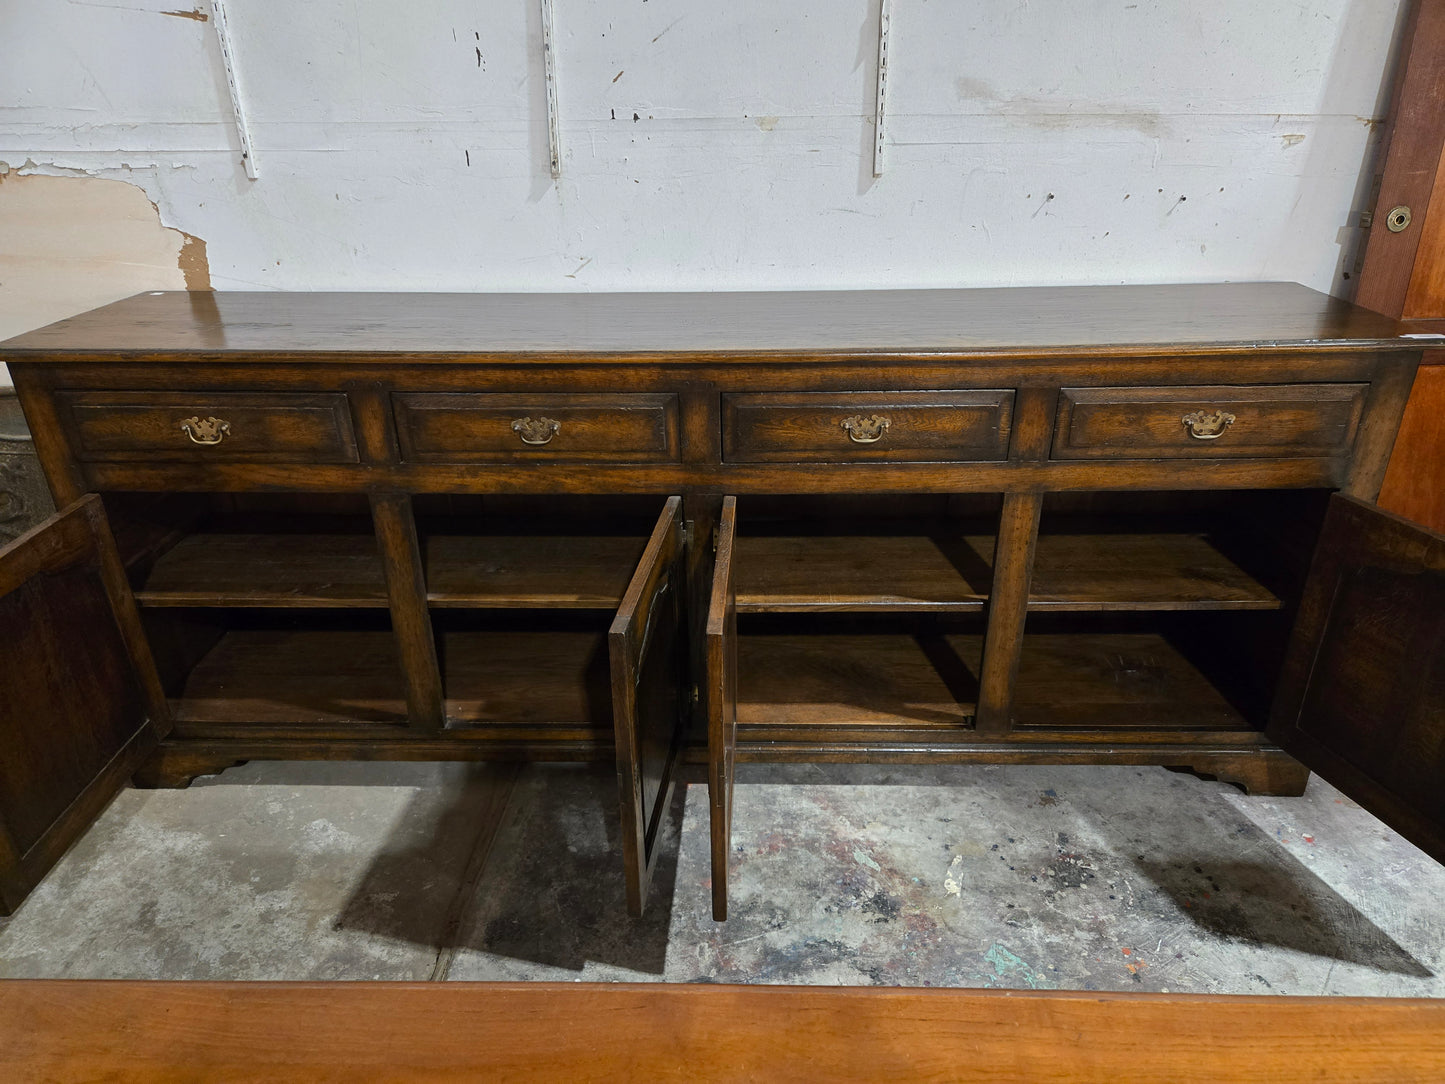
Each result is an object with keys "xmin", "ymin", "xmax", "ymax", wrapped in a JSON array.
[
  {"xmin": 1052, "ymin": 384, "xmax": 1368, "ymax": 460},
  {"xmin": 393, "ymin": 393, "xmax": 679, "ymax": 462},
  {"xmin": 722, "ymin": 391, "xmax": 1015, "ymax": 463},
  {"xmin": 57, "ymin": 391, "xmax": 359, "ymax": 463}
]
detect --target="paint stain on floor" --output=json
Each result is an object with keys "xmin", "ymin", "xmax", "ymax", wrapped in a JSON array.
[{"xmin": 1, "ymin": 762, "xmax": 1441, "ymax": 996}]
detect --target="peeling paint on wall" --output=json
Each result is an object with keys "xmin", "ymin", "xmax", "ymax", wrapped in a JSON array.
[
  {"xmin": 0, "ymin": 0, "xmax": 1409, "ymax": 324},
  {"xmin": 0, "ymin": 172, "xmax": 209, "ymax": 385},
  {"xmin": 179, "ymin": 233, "xmax": 211, "ymax": 290}
]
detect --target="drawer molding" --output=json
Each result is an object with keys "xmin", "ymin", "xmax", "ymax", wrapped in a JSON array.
[
  {"xmin": 1052, "ymin": 384, "xmax": 1368, "ymax": 460},
  {"xmin": 55, "ymin": 390, "xmax": 359, "ymax": 464},
  {"xmin": 394, "ymin": 393, "xmax": 680, "ymax": 463},
  {"xmin": 722, "ymin": 390, "xmax": 1015, "ymax": 463}
]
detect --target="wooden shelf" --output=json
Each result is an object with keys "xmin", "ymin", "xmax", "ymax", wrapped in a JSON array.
[
  {"xmin": 440, "ymin": 628, "xmax": 612, "ymax": 731},
  {"xmin": 171, "ymin": 625, "xmax": 612, "ymax": 738},
  {"xmin": 135, "ymin": 532, "xmax": 647, "ymax": 610},
  {"xmin": 137, "ymin": 534, "xmax": 388, "ymax": 608},
  {"xmin": 1011, "ymin": 632, "xmax": 1251, "ymax": 731},
  {"xmin": 734, "ymin": 532, "xmax": 1279, "ymax": 613},
  {"xmin": 735, "ymin": 632, "xmax": 980, "ymax": 740},
  {"xmin": 1029, "ymin": 533, "xmax": 1280, "ymax": 611},
  {"xmin": 172, "ymin": 628, "xmax": 408, "ymax": 727},
  {"xmin": 425, "ymin": 535, "xmax": 646, "ymax": 609},
  {"xmin": 736, "ymin": 535, "xmax": 991, "ymax": 612}
]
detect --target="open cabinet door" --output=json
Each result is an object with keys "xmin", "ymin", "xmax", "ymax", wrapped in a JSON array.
[
  {"xmin": 706, "ymin": 497, "xmax": 738, "ymax": 921},
  {"xmin": 1268, "ymin": 494, "xmax": 1445, "ymax": 863},
  {"xmin": 610, "ymin": 496, "xmax": 687, "ymax": 916},
  {"xmin": 0, "ymin": 495, "xmax": 170, "ymax": 914}
]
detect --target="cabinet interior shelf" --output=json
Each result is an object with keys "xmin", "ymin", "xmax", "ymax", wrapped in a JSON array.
[
  {"xmin": 1010, "ymin": 631, "xmax": 1252, "ymax": 731},
  {"xmin": 138, "ymin": 528, "xmax": 1280, "ymax": 615},
  {"xmin": 170, "ymin": 625, "xmax": 611, "ymax": 741},
  {"xmin": 734, "ymin": 632, "xmax": 981, "ymax": 738},
  {"xmin": 734, "ymin": 531, "xmax": 1280, "ymax": 613},
  {"xmin": 729, "ymin": 625, "xmax": 1254, "ymax": 745},
  {"xmin": 136, "ymin": 533, "xmax": 650, "ymax": 610}
]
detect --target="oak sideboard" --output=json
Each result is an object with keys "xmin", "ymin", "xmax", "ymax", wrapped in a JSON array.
[{"xmin": 2, "ymin": 283, "xmax": 1442, "ymax": 919}]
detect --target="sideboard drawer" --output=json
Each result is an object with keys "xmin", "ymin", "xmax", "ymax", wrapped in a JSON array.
[
  {"xmin": 55, "ymin": 391, "xmax": 359, "ymax": 463},
  {"xmin": 393, "ymin": 393, "xmax": 679, "ymax": 462},
  {"xmin": 722, "ymin": 391, "xmax": 1015, "ymax": 463},
  {"xmin": 1052, "ymin": 384, "xmax": 1369, "ymax": 460}
]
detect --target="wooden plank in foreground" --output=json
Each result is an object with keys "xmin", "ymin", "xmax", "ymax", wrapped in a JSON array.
[{"xmin": 1, "ymin": 981, "xmax": 1443, "ymax": 1083}]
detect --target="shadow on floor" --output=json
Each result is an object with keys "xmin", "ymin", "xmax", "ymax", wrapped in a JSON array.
[
  {"xmin": 1133, "ymin": 847, "xmax": 1432, "ymax": 977},
  {"xmin": 333, "ymin": 765, "xmax": 686, "ymax": 976}
]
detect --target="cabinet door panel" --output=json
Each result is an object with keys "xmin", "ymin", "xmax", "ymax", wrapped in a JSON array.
[
  {"xmin": 1269, "ymin": 494, "xmax": 1445, "ymax": 862},
  {"xmin": 610, "ymin": 496, "xmax": 686, "ymax": 916},
  {"xmin": 0, "ymin": 496, "xmax": 169, "ymax": 914},
  {"xmin": 707, "ymin": 497, "xmax": 738, "ymax": 920}
]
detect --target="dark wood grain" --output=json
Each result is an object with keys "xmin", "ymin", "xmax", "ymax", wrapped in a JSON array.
[
  {"xmin": 172, "ymin": 628, "xmax": 411, "ymax": 728},
  {"xmin": 442, "ymin": 629, "xmax": 612, "ymax": 733},
  {"xmin": 1027, "ymin": 533, "xmax": 1281, "ymax": 611},
  {"xmin": 734, "ymin": 532, "xmax": 1278, "ymax": 613},
  {"xmin": 734, "ymin": 631, "xmax": 979, "ymax": 738},
  {"xmin": 134, "ymin": 531, "xmax": 653, "ymax": 609},
  {"xmin": 1269, "ymin": 494, "xmax": 1445, "ymax": 862},
  {"xmin": 171, "ymin": 624, "xmax": 616, "ymax": 736},
  {"xmin": 1052, "ymin": 384, "xmax": 1367, "ymax": 460},
  {"xmin": 54, "ymin": 390, "xmax": 359, "ymax": 463},
  {"xmin": 135, "ymin": 532, "xmax": 389, "ymax": 607},
  {"xmin": 372, "ymin": 493, "xmax": 445, "ymax": 730},
  {"xmin": 976, "ymin": 493, "xmax": 1043, "ymax": 735},
  {"xmin": 0, "ymin": 283, "xmax": 1412, "ymax": 357},
  {"xmin": 4, "ymin": 981, "xmax": 1445, "ymax": 1084},
  {"xmin": 1012, "ymin": 632, "xmax": 1250, "ymax": 731},
  {"xmin": 736, "ymin": 534, "xmax": 990, "ymax": 611},
  {"xmin": 0, "ymin": 497, "xmax": 167, "ymax": 913},
  {"xmin": 722, "ymin": 391, "xmax": 1013, "ymax": 463},
  {"xmin": 706, "ymin": 497, "xmax": 738, "ymax": 920},
  {"xmin": 394, "ymin": 392, "xmax": 679, "ymax": 463},
  {"xmin": 10, "ymin": 376, "xmax": 85, "ymax": 505},
  {"xmin": 68, "ymin": 456, "xmax": 1363, "ymax": 498},
  {"xmin": 426, "ymin": 534, "xmax": 649, "ymax": 607},
  {"xmin": 609, "ymin": 497, "xmax": 686, "ymax": 915},
  {"xmin": 1342, "ymin": 357, "xmax": 1421, "ymax": 499}
]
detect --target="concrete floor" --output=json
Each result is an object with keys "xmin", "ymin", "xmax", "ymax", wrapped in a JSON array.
[{"xmin": 0, "ymin": 760, "xmax": 1441, "ymax": 994}]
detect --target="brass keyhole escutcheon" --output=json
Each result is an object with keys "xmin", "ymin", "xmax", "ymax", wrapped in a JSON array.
[
  {"xmin": 512, "ymin": 416, "xmax": 561, "ymax": 445},
  {"xmin": 1386, "ymin": 205, "xmax": 1412, "ymax": 233},
  {"xmin": 179, "ymin": 416, "xmax": 231, "ymax": 445}
]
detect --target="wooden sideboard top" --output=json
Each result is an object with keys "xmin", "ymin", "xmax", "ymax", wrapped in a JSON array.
[{"xmin": 0, "ymin": 282, "xmax": 1415, "ymax": 361}]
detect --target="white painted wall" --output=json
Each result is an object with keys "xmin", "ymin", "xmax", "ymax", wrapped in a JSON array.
[{"xmin": 0, "ymin": 0, "xmax": 1408, "ymax": 385}]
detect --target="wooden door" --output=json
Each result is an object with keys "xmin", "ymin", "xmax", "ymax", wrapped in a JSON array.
[
  {"xmin": 705, "ymin": 497, "xmax": 738, "ymax": 921},
  {"xmin": 610, "ymin": 496, "xmax": 687, "ymax": 916},
  {"xmin": 0, "ymin": 495, "xmax": 170, "ymax": 914},
  {"xmin": 1268, "ymin": 494, "xmax": 1445, "ymax": 862}
]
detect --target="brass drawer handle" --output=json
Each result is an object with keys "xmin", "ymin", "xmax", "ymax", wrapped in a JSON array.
[
  {"xmin": 841, "ymin": 414, "xmax": 891, "ymax": 444},
  {"xmin": 512, "ymin": 416, "xmax": 561, "ymax": 445},
  {"xmin": 179, "ymin": 416, "xmax": 232, "ymax": 445},
  {"xmin": 1181, "ymin": 409, "xmax": 1235, "ymax": 440}
]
